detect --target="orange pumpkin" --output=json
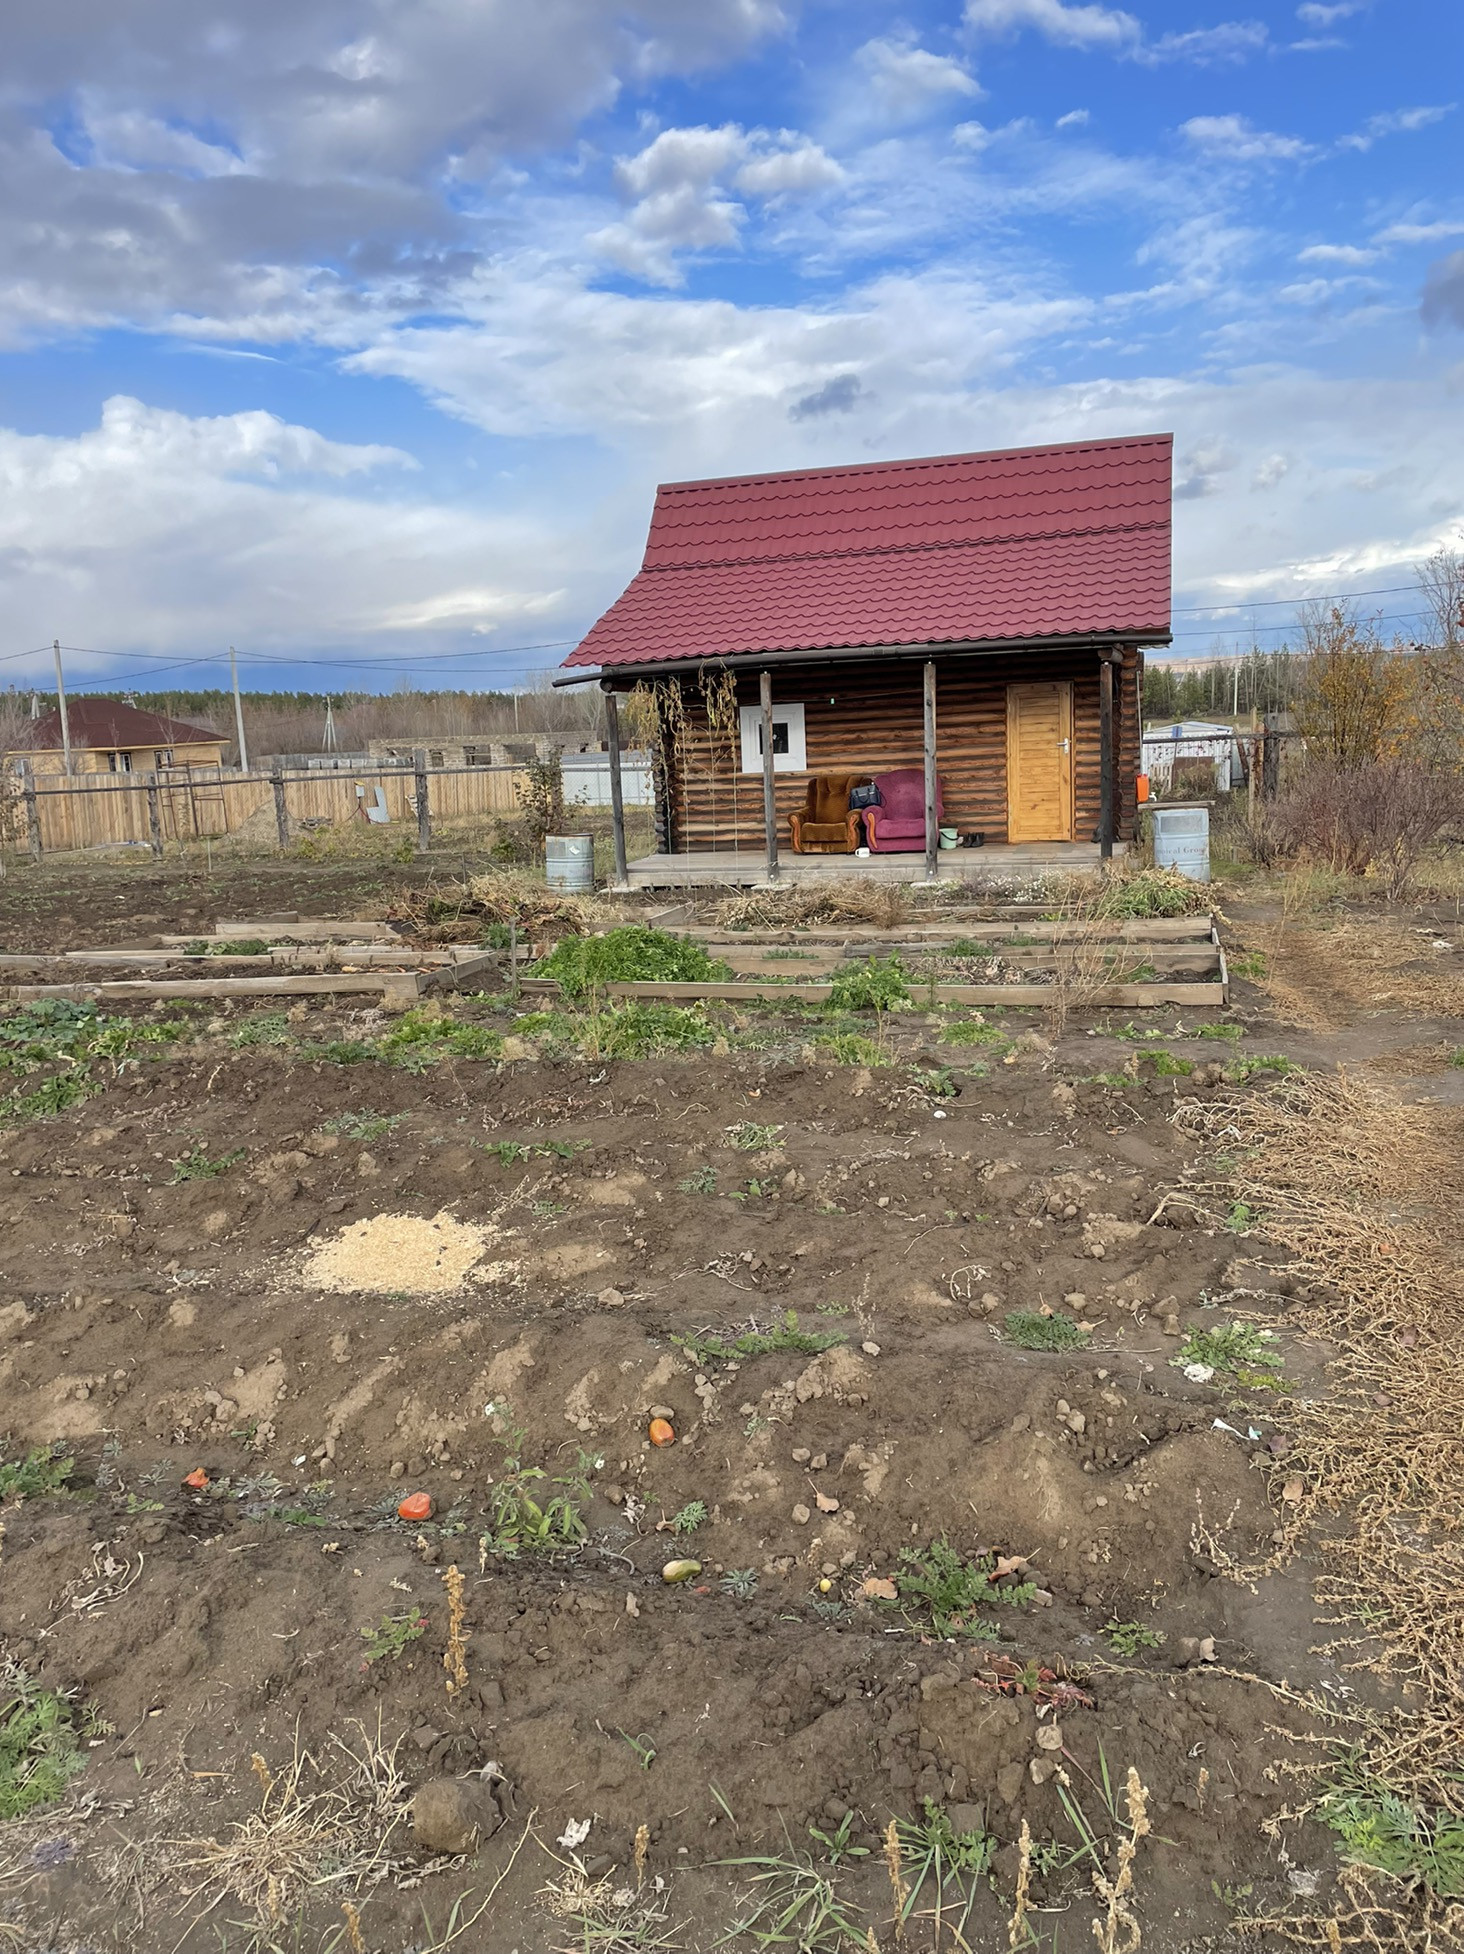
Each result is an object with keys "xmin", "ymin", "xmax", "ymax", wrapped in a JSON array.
[
  {"xmin": 648, "ymin": 1418, "xmax": 676, "ymax": 1447},
  {"xmin": 397, "ymin": 1491, "xmax": 434, "ymax": 1522}
]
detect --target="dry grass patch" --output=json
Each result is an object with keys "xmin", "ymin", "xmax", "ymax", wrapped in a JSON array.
[
  {"xmin": 1175, "ymin": 1074, "xmax": 1464, "ymax": 1940},
  {"xmin": 713, "ymin": 876, "xmax": 910, "ymax": 931}
]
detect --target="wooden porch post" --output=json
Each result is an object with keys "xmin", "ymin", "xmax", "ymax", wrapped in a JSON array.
[
  {"xmin": 759, "ymin": 669, "xmax": 779, "ymax": 879},
  {"xmin": 602, "ymin": 686, "xmax": 628, "ymax": 885},
  {"xmin": 1098, "ymin": 650, "xmax": 1116, "ymax": 860},
  {"xmin": 923, "ymin": 660, "xmax": 938, "ymax": 879}
]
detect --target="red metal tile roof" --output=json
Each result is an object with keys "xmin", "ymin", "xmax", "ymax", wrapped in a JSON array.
[
  {"xmin": 24, "ymin": 698, "xmax": 222, "ymax": 752},
  {"xmin": 563, "ymin": 434, "xmax": 1172, "ymax": 672}
]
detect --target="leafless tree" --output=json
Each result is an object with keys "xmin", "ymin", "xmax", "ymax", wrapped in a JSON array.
[{"xmin": 1417, "ymin": 542, "xmax": 1464, "ymax": 650}]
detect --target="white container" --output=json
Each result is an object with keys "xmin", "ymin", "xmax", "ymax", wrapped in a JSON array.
[
  {"xmin": 1151, "ymin": 806, "xmax": 1210, "ymax": 882},
  {"xmin": 545, "ymin": 834, "xmax": 594, "ymax": 892}
]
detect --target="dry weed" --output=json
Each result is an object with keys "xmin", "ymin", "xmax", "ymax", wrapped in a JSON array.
[
  {"xmin": 1259, "ymin": 911, "xmax": 1464, "ymax": 1032},
  {"xmin": 166, "ymin": 1721, "xmax": 413, "ymax": 1926},
  {"xmin": 1008, "ymin": 1819, "xmax": 1032, "ymax": 1950},
  {"xmin": 883, "ymin": 1818, "xmax": 910, "ymax": 1941},
  {"xmin": 1091, "ymin": 1768, "xmax": 1152, "ymax": 1954},
  {"xmin": 442, "ymin": 1564, "xmax": 468, "ymax": 1697},
  {"xmin": 1175, "ymin": 1073, "xmax": 1464, "ymax": 1829},
  {"xmin": 388, "ymin": 868, "xmax": 597, "ymax": 944},
  {"xmin": 714, "ymin": 877, "xmax": 910, "ymax": 932}
]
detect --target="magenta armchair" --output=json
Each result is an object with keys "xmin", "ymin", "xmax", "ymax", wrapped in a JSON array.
[{"xmin": 864, "ymin": 769, "xmax": 943, "ymax": 852}]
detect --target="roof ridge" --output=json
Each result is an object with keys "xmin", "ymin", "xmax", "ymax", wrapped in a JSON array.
[{"xmin": 657, "ymin": 433, "xmax": 1173, "ymax": 498}]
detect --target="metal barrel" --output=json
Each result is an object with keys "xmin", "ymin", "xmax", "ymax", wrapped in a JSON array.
[
  {"xmin": 1150, "ymin": 806, "xmax": 1210, "ymax": 882},
  {"xmin": 544, "ymin": 833, "xmax": 595, "ymax": 892}
]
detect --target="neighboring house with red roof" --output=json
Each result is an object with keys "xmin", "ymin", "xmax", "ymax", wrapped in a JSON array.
[
  {"xmin": 6, "ymin": 698, "xmax": 226, "ymax": 776},
  {"xmin": 559, "ymin": 434, "xmax": 1172, "ymax": 883}
]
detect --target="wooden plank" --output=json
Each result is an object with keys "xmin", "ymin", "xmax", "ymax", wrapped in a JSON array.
[
  {"xmin": 7, "ymin": 973, "xmax": 399, "ymax": 1003},
  {"xmin": 519, "ymin": 977, "xmax": 1226, "ymax": 1006},
  {"xmin": 422, "ymin": 951, "xmax": 501, "ymax": 994},
  {"xmin": 690, "ymin": 917, "xmax": 1215, "ymax": 945},
  {"xmin": 207, "ymin": 920, "xmax": 402, "ymax": 943},
  {"xmin": 51, "ymin": 946, "xmax": 463, "ymax": 970}
]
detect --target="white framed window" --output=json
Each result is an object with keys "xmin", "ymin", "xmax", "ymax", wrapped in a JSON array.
[{"xmin": 738, "ymin": 701, "xmax": 806, "ymax": 774}]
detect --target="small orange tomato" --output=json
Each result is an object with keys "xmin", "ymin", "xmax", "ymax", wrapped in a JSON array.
[
  {"xmin": 397, "ymin": 1491, "xmax": 434, "ymax": 1522},
  {"xmin": 648, "ymin": 1418, "xmax": 675, "ymax": 1447},
  {"xmin": 183, "ymin": 1468, "xmax": 209, "ymax": 1489}
]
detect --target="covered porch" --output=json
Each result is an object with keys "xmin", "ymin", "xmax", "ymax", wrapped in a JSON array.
[{"xmin": 620, "ymin": 837, "xmax": 1127, "ymax": 890}]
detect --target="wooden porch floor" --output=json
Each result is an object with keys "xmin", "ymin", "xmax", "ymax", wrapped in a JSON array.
[{"xmin": 620, "ymin": 840, "xmax": 1127, "ymax": 890}]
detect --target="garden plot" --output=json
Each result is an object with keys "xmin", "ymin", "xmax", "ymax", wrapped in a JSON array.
[{"xmin": 0, "ymin": 882, "xmax": 1457, "ymax": 1952}]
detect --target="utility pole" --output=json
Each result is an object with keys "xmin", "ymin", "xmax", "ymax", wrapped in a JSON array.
[
  {"xmin": 228, "ymin": 645, "xmax": 250, "ymax": 773},
  {"xmin": 53, "ymin": 640, "xmax": 72, "ymax": 774}
]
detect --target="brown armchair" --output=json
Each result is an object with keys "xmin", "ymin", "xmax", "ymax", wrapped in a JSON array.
[{"xmin": 788, "ymin": 773, "xmax": 867, "ymax": 853}]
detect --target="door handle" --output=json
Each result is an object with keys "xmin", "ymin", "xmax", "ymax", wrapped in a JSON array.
[{"xmin": 1057, "ymin": 739, "xmax": 1071, "ymax": 752}]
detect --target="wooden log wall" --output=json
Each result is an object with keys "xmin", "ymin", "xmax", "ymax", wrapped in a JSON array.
[{"xmin": 657, "ymin": 648, "xmax": 1140, "ymax": 853}]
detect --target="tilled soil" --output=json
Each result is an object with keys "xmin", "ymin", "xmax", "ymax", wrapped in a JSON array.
[{"xmin": 0, "ymin": 1005, "xmax": 1366, "ymax": 1951}]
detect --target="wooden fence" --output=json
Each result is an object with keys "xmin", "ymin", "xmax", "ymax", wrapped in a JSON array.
[{"xmin": 0, "ymin": 759, "xmax": 601, "ymax": 859}]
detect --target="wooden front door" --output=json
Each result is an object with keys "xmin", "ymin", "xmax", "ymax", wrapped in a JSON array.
[{"xmin": 1006, "ymin": 682, "xmax": 1074, "ymax": 842}]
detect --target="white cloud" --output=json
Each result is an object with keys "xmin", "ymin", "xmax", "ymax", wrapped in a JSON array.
[
  {"xmin": 1338, "ymin": 103, "xmax": 1456, "ymax": 152},
  {"xmin": 734, "ymin": 145, "xmax": 846, "ymax": 199},
  {"xmin": 1137, "ymin": 22, "xmax": 1270, "ymax": 65},
  {"xmin": 963, "ymin": 0, "xmax": 1141, "ymax": 51},
  {"xmin": 1180, "ymin": 114, "xmax": 1311, "ymax": 162},
  {"xmin": 855, "ymin": 37, "xmax": 983, "ymax": 122},
  {"xmin": 1373, "ymin": 217, "xmax": 1464, "ymax": 246},
  {"xmin": 593, "ymin": 123, "xmax": 844, "ymax": 283},
  {"xmin": 963, "ymin": 0, "xmax": 1267, "ymax": 64},
  {"xmin": 0, "ymin": 397, "xmax": 574, "ymax": 657},
  {"xmin": 1056, "ymin": 109, "xmax": 1091, "ymax": 128},
  {"xmin": 78, "ymin": 105, "xmax": 249, "ymax": 179},
  {"xmin": 1298, "ymin": 242, "xmax": 1377, "ymax": 265},
  {"xmin": 1296, "ymin": 1, "xmax": 1367, "ymax": 25}
]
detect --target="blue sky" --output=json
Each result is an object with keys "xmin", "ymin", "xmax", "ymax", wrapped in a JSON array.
[{"xmin": 0, "ymin": 0, "xmax": 1460, "ymax": 697}]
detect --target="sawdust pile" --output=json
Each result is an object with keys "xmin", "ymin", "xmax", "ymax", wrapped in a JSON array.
[{"xmin": 302, "ymin": 1211, "xmax": 494, "ymax": 1295}]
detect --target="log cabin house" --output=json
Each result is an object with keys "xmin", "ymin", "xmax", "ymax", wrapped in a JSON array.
[{"xmin": 558, "ymin": 433, "xmax": 1172, "ymax": 886}]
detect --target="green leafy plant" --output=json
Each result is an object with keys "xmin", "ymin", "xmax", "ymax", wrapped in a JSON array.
[
  {"xmin": 534, "ymin": 926, "xmax": 730, "ymax": 1000},
  {"xmin": 170, "ymin": 1145, "xmax": 245, "ymax": 1183},
  {"xmin": 939, "ymin": 1018, "xmax": 1010, "ymax": 1047},
  {"xmin": 322, "ymin": 1111, "xmax": 403, "ymax": 1141},
  {"xmin": 807, "ymin": 1810, "xmax": 868, "ymax": 1867},
  {"xmin": 910, "ymin": 1066, "xmax": 958, "ymax": 1098},
  {"xmin": 0, "ymin": 1445, "xmax": 74, "ymax": 1501},
  {"xmin": 892, "ymin": 1799, "xmax": 995, "ymax": 1935},
  {"xmin": 729, "ymin": 1177, "xmax": 772, "ymax": 1202},
  {"xmin": 1151, "ymin": 1050, "xmax": 1193, "ymax": 1076},
  {"xmin": 1318, "ymin": 1773, "xmax": 1464, "ymax": 1897},
  {"xmin": 479, "ymin": 1417, "xmax": 592, "ymax": 1559},
  {"xmin": 1226, "ymin": 1053, "xmax": 1299, "ymax": 1081},
  {"xmin": 581, "ymin": 1002, "xmax": 717, "ymax": 1059},
  {"xmin": 0, "ymin": 1661, "xmax": 85, "ymax": 1819},
  {"xmin": 1104, "ymin": 1619, "xmax": 1167, "ymax": 1656},
  {"xmin": 829, "ymin": 954, "xmax": 911, "ymax": 1014},
  {"xmin": 719, "ymin": 1849, "xmax": 865, "ymax": 1952},
  {"xmin": 673, "ymin": 1311, "xmax": 845, "ymax": 1367},
  {"xmin": 889, "ymin": 1538, "xmax": 1036, "ymax": 1639},
  {"xmin": 184, "ymin": 938, "xmax": 270, "ymax": 957},
  {"xmin": 1175, "ymin": 1321, "xmax": 1285, "ymax": 1387},
  {"xmin": 1195, "ymin": 1022, "xmax": 1245, "ymax": 1042},
  {"xmin": 359, "ymin": 1611, "xmax": 428, "ymax": 1668},
  {"xmin": 1092, "ymin": 867, "xmax": 1209, "ymax": 919},
  {"xmin": 725, "ymin": 1120, "xmax": 781, "ymax": 1151},
  {"xmin": 619, "ymin": 1730, "xmax": 657, "ymax": 1771},
  {"xmin": 677, "ymin": 1166, "xmax": 718, "ymax": 1194},
  {"xmin": 1003, "ymin": 1310, "xmax": 1088, "ymax": 1352},
  {"xmin": 300, "ymin": 1038, "xmax": 377, "ymax": 1065},
  {"xmin": 812, "ymin": 1031, "xmax": 888, "ymax": 1067},
  {"xmin": 1229, "ymin": 949, "xmax": 1269, "ymax": 981},
  {"xmin": 379, "ymin": 1011, "xmax": 503, "ymax": 1070},
  {"xmin": 720, "ymin": 1569, "xmax": 758, "ymax": 1599},
  {"xmin": 667, "ymin": 1501, "xmax": 707, "ymax": 1536}
]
